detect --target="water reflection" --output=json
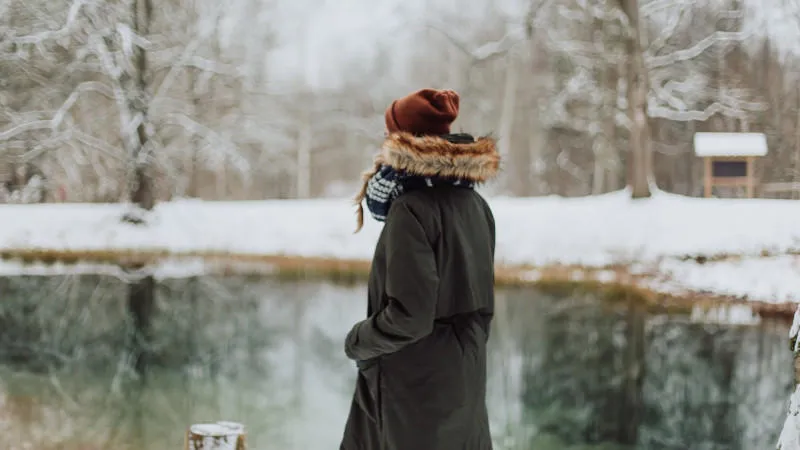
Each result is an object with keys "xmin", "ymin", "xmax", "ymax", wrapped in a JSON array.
[{"xmin": 0, "ymin": 275, "xmax": 791, "ymax": 449}]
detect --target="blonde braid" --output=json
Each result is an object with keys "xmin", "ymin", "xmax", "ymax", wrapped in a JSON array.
[{"xmin": 353, "ymin": 160, "xmax": 383, "ymax": 233}]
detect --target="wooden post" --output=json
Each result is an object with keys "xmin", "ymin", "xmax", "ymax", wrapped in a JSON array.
[
  {"xmin": 746, "ymin": 156, "xmax": 755, "ymax": 198},
  {"xmin": 703, "ymin": 157, "xmax": 712, "ymax": 198},
  {"xmin": 185, "ymin": 422, "xmax": 246, "ymax": 450}
]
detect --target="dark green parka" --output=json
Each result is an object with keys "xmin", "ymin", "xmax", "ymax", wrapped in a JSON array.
[{"xmin": 341, "ymin": 132, "xmax": 499, "ymax": 450}]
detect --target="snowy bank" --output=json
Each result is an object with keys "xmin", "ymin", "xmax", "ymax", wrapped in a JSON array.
[{"xmin": 1, "ymin": 190, "xmax": 799, "ymax": 305}]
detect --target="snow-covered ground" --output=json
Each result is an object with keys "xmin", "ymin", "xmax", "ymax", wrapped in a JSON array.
[{"xmin": 1, "ymin": 189, "xmax": 799, "ymax": 304}]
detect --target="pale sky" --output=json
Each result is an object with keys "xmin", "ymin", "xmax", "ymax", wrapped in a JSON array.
[{"xmin": 221, "ymin": 0, "xmax": 800, "ymax": 91}]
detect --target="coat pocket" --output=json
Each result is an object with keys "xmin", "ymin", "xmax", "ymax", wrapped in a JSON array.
[{"xmin": 355, "ymin": 363, "xmax": 382, "ymax": 426}]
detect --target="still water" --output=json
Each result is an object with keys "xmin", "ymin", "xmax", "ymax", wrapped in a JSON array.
[{"xmin": 0, "ymin": 275, "xmax": 792, "ymax": 450}]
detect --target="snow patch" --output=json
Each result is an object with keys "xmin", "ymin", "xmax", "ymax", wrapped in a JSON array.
[
  {"xmin": 656, "ymin": 256, "xmax": 800, "ymax": 304},
  {"xmin": 1, "ymin": 191, "xmax": 800, "ymax": 304}
]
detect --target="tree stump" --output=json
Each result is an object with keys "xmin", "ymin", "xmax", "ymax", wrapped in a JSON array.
[{"xmin": 185, "ymin": 422, "xmax": 246, "ymax": 450}]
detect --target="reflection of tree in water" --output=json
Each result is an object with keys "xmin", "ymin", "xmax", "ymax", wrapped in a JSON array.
[
  {"xmin": 516, "ymin": 290, "xmax": 639, "ymax": 449},
  {"xmin": 0, "ymin": 275, "xmax": 128, "ymax": 371},
  {"xmin": 0, "ymin": 274, "xmax": 290, "ymax": 450},
  {"xmin": 514, "ymin": 289, "xmax": 791, "ymax": 450},
  {"xmin": 641, "ymin": 318, "xmax": 791, "ymax": 450},
  {"xmin": 0, "ymin": 277, "xmax": 791, "ymax": 449}
]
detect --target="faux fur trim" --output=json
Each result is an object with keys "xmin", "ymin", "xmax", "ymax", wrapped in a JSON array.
[
  {"xmin": 353, "ymin": 132, "xmax": 499, "ymax": 232},
  {"xmin": 380, "ymin": 133, "xmax": 500, "ymax": 181}
]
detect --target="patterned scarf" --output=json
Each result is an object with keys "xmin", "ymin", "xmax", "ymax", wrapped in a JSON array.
[{"xmin": 365, "ymin": 165, "xmax": 475, "ymax": 222}]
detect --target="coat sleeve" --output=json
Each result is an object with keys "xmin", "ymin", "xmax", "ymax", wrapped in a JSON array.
[{"xmin": 344, "ymin": 199, "xmax": 439, "ymax": 362}]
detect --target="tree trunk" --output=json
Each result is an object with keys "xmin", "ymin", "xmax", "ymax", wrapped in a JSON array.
[
  {"xmin": 497, "ymin": 52, "xmax": 518, "ymax": 194},
  {"xmin": 296, "ymin": 118, "xmax": 312, "ymax": 199},
  {"xmin": 620, "ymin": 0, "xmax": 652, "ymax": 199},
  {"xmin": 793, "ymin": 86, "xmax": 800, "ymax": 200},
  {"xmin": 527, "ymin": 116, "xmax": 544, "ymax": 196},
  {"xmin": 601, "ymin": 49, "xmax": 621, "ymax": 193},
  {"xmin": 186, "ymin": 422, "xmax": 246, "ymax": 450},
  {"xmin": 127, "ymin": 0, "xmax": 156, "ymax": 378},
  {"xmin": 130, "ymin": 0, "xmax": 154, "ymax": 210},
  {"xmin": 189, "ymin": 68, "xmax": 201, "ymax": 198}
]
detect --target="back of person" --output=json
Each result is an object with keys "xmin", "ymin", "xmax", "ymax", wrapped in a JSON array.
[
  {"xmin": 341, "ymin": 89, "xmax": 499, "ymax": 450},
  {"xmin": 425, "ymin": 185, "xmax": 495, "ymax": 318}
]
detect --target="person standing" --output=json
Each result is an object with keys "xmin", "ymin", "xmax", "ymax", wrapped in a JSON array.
[{"xmin": 341, "ymin": 88, "xmax": 500, "ymax": 450}]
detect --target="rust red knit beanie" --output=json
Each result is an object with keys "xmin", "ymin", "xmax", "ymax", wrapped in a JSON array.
[{"xmin": 384, "ymin": 88, "xmax": 460, "ymax": 135}]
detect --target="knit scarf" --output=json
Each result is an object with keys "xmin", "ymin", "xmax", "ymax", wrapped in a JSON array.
[{"xmin": 365, "ymin": 165, "xmax": 475, "ymax": 222}]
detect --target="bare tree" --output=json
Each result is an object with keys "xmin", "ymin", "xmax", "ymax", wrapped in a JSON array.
[{"xmin": 620, "ymin": 0, "xmax": 653, "ymax": 198}]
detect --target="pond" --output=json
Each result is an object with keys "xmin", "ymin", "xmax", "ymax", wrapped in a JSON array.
[{"xmin": 0, "ymin": 274, "xmax": 792, "ymax": 450}]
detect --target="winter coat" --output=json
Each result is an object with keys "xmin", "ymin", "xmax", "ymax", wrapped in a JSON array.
[{"xmin": 341, "ymin": 132, "xmax": 499, "ymax": 450}]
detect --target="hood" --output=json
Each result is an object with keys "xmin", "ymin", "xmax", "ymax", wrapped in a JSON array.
[{"xmin": 354, "ymin": 132, "xmax": 500, "ymax": 231}]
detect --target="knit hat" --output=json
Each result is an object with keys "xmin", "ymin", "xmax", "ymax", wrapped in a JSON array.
[{"xmin": 384, "ymin": 89, "xmax": 460, "ymax": 136}]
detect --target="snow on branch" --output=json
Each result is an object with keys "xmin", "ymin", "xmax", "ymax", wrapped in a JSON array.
[
  {"xmin": 647, "ymin": 67, "xmax": 767, "ymax": 121},
  {"xmin": 427, "ymin": 23, "xmax": 526, "ymax": 64},
  {"xmin": 162, "ymin": 112, "xmax": 250, "ymax": 175},
  {"xmin": 51, "ymin": 81, "xmax": 114, "ymax": 129},
  {"xmin": 7, "ymin": 0, "xmax": 87, "ymax": 45},
  {"xmin": 641, "ymin": 0, "xmax": 691, "ymax": 18},
  {"xmin": 70, "ymin": 129, "xmax": 125, "ymax": 160},
  {"xmin": 0, "ymin": 120, "xmax": 53, "ymax": 142},
  {"xmin": 115, "ymin": 23, "xmax": 152, "ymax": 59},
  {"xmin": 546, "ymin": 30, "xmax": 625, "ymax": 66},
  {"xmin": 148, "ymin": 48, "xmax": 238, "ymax": 76},
  {"xmin": 646, "ymin": 30, "xmax": 753, "ymax": 69},
  {"xmin": 0, "ymin": 80, "xmax": 117, "ymax": 162},
  {"xmin": 151, "ymin": 37, "xmax": 206, "ymax": 108},
  {"xmin": 572, "ymin": 0, "xmax": 629, "ymax": 24},
  {"xmin": 472, "ymin": 27, "xmax": 527, "ymax": 61},
  {"xmin": 647, "ymin": 3, "xmax": 689, "ymax": 54},
  {"xmin": 88, "ymin": 34, "xmax": 139, "ymax": 153},
  {"xmin": 648, "ymin": 100, "xmax": 764, "ymax": 121}
]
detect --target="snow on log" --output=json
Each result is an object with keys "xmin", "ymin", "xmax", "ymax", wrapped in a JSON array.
[{"xmin": 185, "ymin": 422, "xmax": 246, "ymax": 450}]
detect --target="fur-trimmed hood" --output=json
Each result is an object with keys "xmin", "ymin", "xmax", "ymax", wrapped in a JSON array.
[{"xmin": 354, "ymin": 132, "xmax": 500, "ymax": 231}]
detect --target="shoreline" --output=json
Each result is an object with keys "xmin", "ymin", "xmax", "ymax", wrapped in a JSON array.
[{"xmin": 0, "ymin": 247, "xmax": 795, "ymax": 319}]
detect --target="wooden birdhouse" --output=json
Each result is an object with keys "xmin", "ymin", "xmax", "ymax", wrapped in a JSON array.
[{"xmin": 693, "ymin": 132, "xmax": 768, "ymax": 198}]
